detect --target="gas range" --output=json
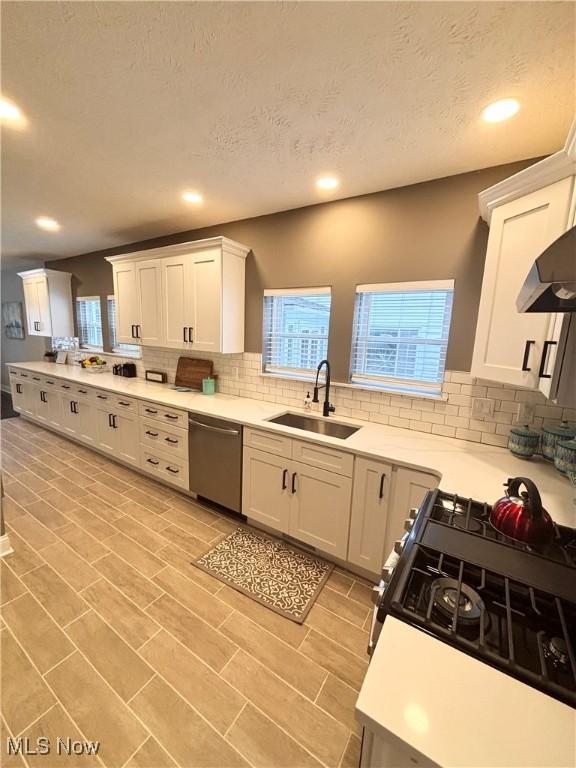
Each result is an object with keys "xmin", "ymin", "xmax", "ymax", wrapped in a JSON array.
[{"xmin": 372, "ymin": 489, "xmax": 576, "ymax": 708}]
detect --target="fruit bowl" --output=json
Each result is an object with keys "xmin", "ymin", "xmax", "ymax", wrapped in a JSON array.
[{"xmin": 80, "ymin": 356, "xmax": 107, "ymax": 373}]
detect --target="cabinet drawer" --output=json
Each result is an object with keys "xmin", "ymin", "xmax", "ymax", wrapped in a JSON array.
[
  {"xmin": 29, "ymin": 373, "xmax": 43, "ymax": 385},
  {"xmin": 74, "ymin": 384, "xmax": 95, "ymax": 400},
  {"xmin": 113, "ymin": 395, "xmax": 138, "ymax": 413},
  {"xmin": 140, "ymin": 418, "xmax": 188, "ymax": 458},
  {"xmin": 140, "ymin": 447, "xmax": 189, "ymax": 489},
  {"xmin": 42, "ymin": 375, "xmax": 60, "ymax": 388},
  {"xmin": 138, "ymin": 400, "xmax": 188, "ymax": 429},
  {"xmin": 291, "ymin": 439, "xmax": 354, "ymax": 477},
  {"xmin": 243, "ymin": 427, "xmax": 292, "ymax": 458}
]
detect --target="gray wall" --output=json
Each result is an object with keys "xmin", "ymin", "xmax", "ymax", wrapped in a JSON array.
[
  {"xmin": 49, "ymin": 158, "xmax": 537, "ymax": 381},
  {"xmin": 1, "ymin": 264, "xmax": 48, "ymax": 390}
]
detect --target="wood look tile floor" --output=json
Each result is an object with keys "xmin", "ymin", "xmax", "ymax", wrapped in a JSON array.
[{"xmin": 1, "ymin": 418, "xmax": 368, "ymax": 768}]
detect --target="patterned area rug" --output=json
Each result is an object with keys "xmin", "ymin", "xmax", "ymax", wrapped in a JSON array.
[{"xmin": 194, "ymin": 528, "xmax": 333, "ymax": 623}]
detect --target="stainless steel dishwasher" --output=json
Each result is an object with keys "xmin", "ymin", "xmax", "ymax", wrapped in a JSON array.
[{"xmin": 188, "ymin": 414, "xmax": 243, "ymax": 514}]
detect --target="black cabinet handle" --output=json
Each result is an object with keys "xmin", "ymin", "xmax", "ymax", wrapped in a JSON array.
[
  {"xmin": 538, "ymin": 340, "xmax": 557, "ymax": 379},
  {"xmin": 108, "ymin": 413, "xmax": 113, "ymax": 427},
  {"xmin": 32, "ymin": 376, "xmax": 40, "ymax": 381},
  {"xmin": 78, "ymin": 389, "xmax": 87, "ymax": 394},
  {"xmin": 189, "ymin": 327, "xmax": 193, "ymax": 343},
  {"xmin": 165, "ymin": 437, "xmax": 178, "ymax": 444},
  {"xmin": 97, "ymin": 394, "xmax": 107, "ymax": 399},
  {"xmin": 145, "ymin": 408, "xmax": 158, "ymax": 414},
  {"xmin": 112, "ymin": 414, "xmax": 118, "ymax": 428},
  {"xmin": 16, "ymin": 383, "xmax": 22, "ymax": 394},
  {"xmin": 147, "ymin": 458, "xmax": 160, "ymax": 466},
  {"xmin": 73, "ymin": 401, "xmax": 79, "ymax": 414},
  {"xmin": 62, "ymin": 384, "xmax": 70, "ymax": 389},
  {"xmin": 164, "ymin": 414, "xmax": 178, "ymax": 420},
  {"xmin": 21, "ymin": 373, "xmax": 28, "ymax": 378},
  {"xmin": 291, "ymin": 472, "xmax": 297, "ymax": 494},
  {"xmin": 136, "ymin": 325, "xmax": 141, "ymax": 339},
  {"xmin": 522, "ymin": 340, "xmax": 535, "ymax": 371},
  {"xmin": 379, "ymin": 473, "xmax": 386, "ymax": 499},
  {"xmin": 183, "ymin": 327, "xmax": 188, "ymax": 343},
  {"xmin": 166, "ymin": 466, "xmax": 179, "ymax": 474},
  {"xmin": 40, "ymin": 391, "xmax": 46, "ymax": 402},
  {"xmin": 118, "ymin": 401, "xmax": 130, "ymax": 406},
  {"xmin": 282, "ymin": 468, "xmax": 288, "ymax": 490},
  {"xmin": 146, "ymin": 430, "xmax": 159, "ymax": 437},
  {"xmin": 46, "ymin": 380, "xmax": 54, "ymax": 385},
  {"xmin": 70, "ymin": 401, "xmax": 75, "ymax": 413},
  {"xmin": 131, "ymin": 325, "xmax": 135, "ymax": 338}
]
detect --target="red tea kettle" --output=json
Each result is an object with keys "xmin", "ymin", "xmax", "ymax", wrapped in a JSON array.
[{"xmin": 491, "ymin": 477, "xmax": 554, "ymax": 545}]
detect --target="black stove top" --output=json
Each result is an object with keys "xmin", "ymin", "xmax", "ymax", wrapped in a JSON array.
[{"xmin": 379, "ymin": 489, "xmax": 576, "ymax": 707}]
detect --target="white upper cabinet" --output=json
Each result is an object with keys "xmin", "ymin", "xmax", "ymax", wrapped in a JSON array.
[
  {"xmin": 18, "ymin": 268, "xmax": 74, "ymax": 338},
  {"xmin": 472, "ymin": 176, "xmax": 574, "ymax": 389},
  {"xmin": 107, "ymin": 237, "xmax": 249, "ymax": 353}
]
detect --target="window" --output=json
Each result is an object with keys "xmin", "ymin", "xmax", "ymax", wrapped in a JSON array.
[
  {"xmin": 76, "ymin": 297, "xmax": 103, "ymax": 349},
  {"xmin": 263, "ymin": 288, "xmax": 332, "ymax": 376},
  {"xmin": 350, "ymin": 280, "xmax": 454, "ymax": 395},
  {"xmin": 107, "ymin": 296, "xmax": 140, "ymax": 356}
]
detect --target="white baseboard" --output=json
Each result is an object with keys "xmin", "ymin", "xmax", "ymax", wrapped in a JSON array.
[{"xmin": 0, "ymin": 533, "xmax": 14, "ymax": 557}]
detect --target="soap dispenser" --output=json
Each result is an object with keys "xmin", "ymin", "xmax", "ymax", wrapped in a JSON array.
[{"xmin": 304, "ymin": 392, "xmax": 312, "ymax": 411}]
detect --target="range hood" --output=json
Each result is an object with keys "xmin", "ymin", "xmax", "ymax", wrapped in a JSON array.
[{"xmin": 517, "ymin": 226, "xmax": 576, "ymax": 313}]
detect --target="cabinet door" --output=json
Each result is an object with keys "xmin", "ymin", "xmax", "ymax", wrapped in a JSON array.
[
  {"xmin": 113, "ymin": 263, "xmax": 140, "ymax": 344},
  {"xmin": 22, "ymin": 279, "xmax": 41, "ymax": 335},
  {"xmin": 161, "ymin": 255, "xmax": 192, "ymax": 349},
  {"xmin": 95, "ymin": 408, "xmax": 117, "ymax": 454},
  {"xmin": 386, "ymin": 468, "xmax": 437, "ymax": 557},
  {"xmin": 10, "ymin": 378, "xmax": 26, "ymax": 413},
  {"xmin": 136, "ymin": 260, "xmax": 165, "ymax": 346},
  {"xmin": 348, "ymin": 458, "xmax": 392, "ymax": 574},
  {"xmin": 35, "ymin": 277, "xmax": 53, "ymax": 336},
  {"xmin": 242, "ymin": 447, "xmax": 291, "ymax": 532},
  {"xmin": 190, "ymin": 254, "xmax": 220, "ymax": 352},
  {"xmin": 289, "ymin": 460, "xmax": 352, "ymax": 559},
  {"xmin": 60, "ymin": 397, "xmax": 79, "ymax": 437},
  {"xmin": 472, "ymin": 177, "xmax": 574, "ymax": 387},
  {"xmin": 35, "ymin": 388, "xmax": 60, "ymax": 429},
  {"xmin": 76, "ymin": 400, "xmax": 97, "ymax": 446},
  {"xmin": 115, "ymin": 413, "xmax": 138, "ymax": 466}
]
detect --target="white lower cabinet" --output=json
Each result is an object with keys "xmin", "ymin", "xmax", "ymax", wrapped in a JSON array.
[
  {"xmin": 289, "ymin": 460, "xmax": 352, "ymax": 558},
  {"xmin": 96, "ymin": 408, "xmax": 138, "ymax": 466},
  {"xmin": 348, "ymin": 458, "xmax": 393, "ymax": 573},
  {"xmin": 35, "ymin": 387, "xmax": 61, "ymax": 429},
  {"xmin": 242, "ymin": 447, "xmax": 292, "ymax": 532},
  {"xmin": 242, "ymin": 446, "xmax": 352, "ymax": 559}
]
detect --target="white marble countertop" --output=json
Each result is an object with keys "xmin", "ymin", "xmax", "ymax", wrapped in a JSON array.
[
  {"xmin": 356, "ymin": 617, "xmax": 576, "ymax": 768},
  {"xmin": 9, "ymin": 361, "xmax": 576, "ymax": 526}
]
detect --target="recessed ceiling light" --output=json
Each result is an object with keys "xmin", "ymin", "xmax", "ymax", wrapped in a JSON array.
[
  {"xmin": 316, "ymin": 176, "xmax": 340, "ymax": 191},
  {"xmin": 482, "ymin": 98, "xmax": 520, "ymax": 123},
  {"xmin": 0, "ymin": 97, "xmax": 26, "ymax": 126},
  {"xmin": 182, "ymin": 191, "xmax": 203, "ymax": 204},
  {"xmin": 35, "ymin": 216, "xmax": 61, "ymax": 232}
]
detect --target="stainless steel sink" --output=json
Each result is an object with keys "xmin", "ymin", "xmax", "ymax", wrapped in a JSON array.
[{"xmin": 266, "ymin": 412, "xmax": 361, "ymax": 439}]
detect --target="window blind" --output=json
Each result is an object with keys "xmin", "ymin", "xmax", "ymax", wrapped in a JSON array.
[
  {"xmin": 76, "ymin": 297, "xmax": 103, "ymax": 349},
  {"xmin": 107, "ymin": 296, "xmax": 140, "ymax": 355},
  {"xmin": 262, "ymin": 288, "xmax": 331, "ymax": 375},
  {"xmin": 350, "ymin": 281, "xmax": 454, "ymax": 394}
]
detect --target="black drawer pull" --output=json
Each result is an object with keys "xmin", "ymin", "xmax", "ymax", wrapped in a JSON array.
[
  {"xmin": 118, "ymin": 401, "xmax": 130, "ymax": 406},
  {"xmin": 379, "ymin": 473, "xmax": 386, "ymax": 499},
  {"xmin": 291, "ymin": 472, "xmax": 297, "ymax": 494},
  {"xmin": 21, "ymin": 373, "xmax": 28, "ymax": 377},
  {"xmin": 166, "ymin": 466, "xmax": 179, "ymax": 474},
  {"xmin": 146, "ymin": 430, "xmax": 159, "ymax": 437},
  {"xmin": 164, "ymin": 414, "xmax": 178, "ymax": 420},
  {"xmin": 522, "ymin": 340, "xmax": 535, "ymax": 371},
  {"xmin": 165, "ymin": 437, "xmax": 178, "ymax": 444},
  {"xmin": 97, "ymin": 394, "xmax": 108, "ymax": 399},
  {"xmin": 32, "ymin": 376, "xmax": 40, "ymax": 381},
  {"xmin": 62, "ymin": 384, "xmax": 70, "ymax": 389},
  {"xmin": 282, "ymin": 468, "xmax": 288, "ymax": 490},
  {"xmin": 78, "ymin": 389, "xmax": 87, "ymax": 394},
  {"xmin": 146, "ymin": 458, "xmax": 160, "ymax": 466},
  {"xmin": 145, "ymin": 408, "xmax": 158, "ymax": 414},
  {"xmin": 46, "ymin": 380, "xmax": 54, "ymax": 385},
  {"xmin": 16, "ymin": 383, "xmax": 22, "ymax": 393},
  {"xmin": 538, "ymin": 340, "xmax": 557, "ymax": 379}
]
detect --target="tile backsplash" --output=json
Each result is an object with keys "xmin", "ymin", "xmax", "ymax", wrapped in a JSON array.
[{"xmin": 84, "ymin": 346, "xmax": 575, "ymax": 448}]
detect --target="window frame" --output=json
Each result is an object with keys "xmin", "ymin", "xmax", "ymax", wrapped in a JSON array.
[
  {"xmin": 349, "ymin": 279, "xmax": 454, "ymax": 396},
  {"xmin": 107, "ymin": 295, "xmax": 141, "ymax": 358},
  {"xmin": 262, "ymin": 287, "xmax": 332, "ymax": 379},
  {"xmin": 75, "ymin": 296, "xmax": 104, "ymax": 351}
]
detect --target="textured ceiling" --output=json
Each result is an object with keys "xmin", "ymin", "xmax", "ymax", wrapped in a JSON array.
[{"xmin": 1, "ymin": 1, "xmax": 574, "ymax": 267}]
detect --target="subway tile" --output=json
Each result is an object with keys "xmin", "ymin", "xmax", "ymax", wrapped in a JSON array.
[{"xmin": 455, "ymin": 428, "xmax": 481, "ymax": 443}]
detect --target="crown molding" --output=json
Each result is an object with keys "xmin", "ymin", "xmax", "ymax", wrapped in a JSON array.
[
  {"xmin": 479, "ymin": 118, "xmax": 576, "ymax": 224},
  {"xmin": 105, "ymin": 236, "xmax": 250, "ymax": 264}
]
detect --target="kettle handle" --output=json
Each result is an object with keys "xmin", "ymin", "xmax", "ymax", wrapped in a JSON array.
[{"xmin": 506, "ymin": 477, "xmax": 544, "ymax": 517}]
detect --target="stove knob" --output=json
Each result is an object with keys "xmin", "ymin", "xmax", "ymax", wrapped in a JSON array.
[
  {"xmin": 393, "ymin": 539, "xmax": 404, "ymax": 556},
  {"xmin": 409, "ymin": 507, "xmax": 418, "ymax": 520},
  {"xmin": 403, "ymin": 518, "xmax": 414, "ymax": 532}
]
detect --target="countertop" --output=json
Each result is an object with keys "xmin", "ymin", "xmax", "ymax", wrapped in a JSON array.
[
  {"xmin": 9, "ymin": 361, "xmax": 576, "ymax": 526},
  {"xmin": 356, "ymin": 617, "xmax": 576, "ymax": 768}
]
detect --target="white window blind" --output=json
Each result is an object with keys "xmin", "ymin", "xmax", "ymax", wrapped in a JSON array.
[
  {"xmin": 350, "ymin": 280, "xmax": 454, "ymax": 395},
  {"xmin": 263, "ymin": 288, "xmax": 332, "ymax": 376},
  {"xmin": 107, "ymin": 297, "xmax": 140, "ymax": 355},
  {"xmin": 76, "ymin": 297, "xmax": 103, "ymax": 349}
]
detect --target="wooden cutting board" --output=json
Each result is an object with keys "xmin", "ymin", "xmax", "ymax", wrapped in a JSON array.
[{"xmin": 175, "ymin": 357, "xmax": 214, "ymax": 390}]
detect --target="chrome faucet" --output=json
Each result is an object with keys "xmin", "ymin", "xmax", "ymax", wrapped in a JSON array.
[{"xmin": 312, "ymin": 359, "xmax": 335, "ymax": 417}]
